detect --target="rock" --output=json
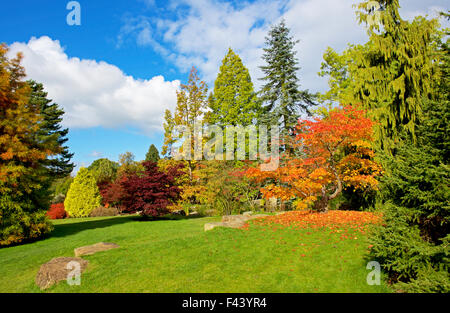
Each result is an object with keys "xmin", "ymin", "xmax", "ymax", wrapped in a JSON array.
[
  {"xmin": 35, "ymin": 257, "xmax": 88, "ymax": 290},
  {"xmin": 74, "ymin": 242, "xmax": 120, "ymax": 257},
  {"xmin": 189, "ymin": 211, "xmax": 199, "ymax": 217},
  {"xmin": 242, "ymin": 211, "xmax": 253, "ymax": 216},
  {"xmin": 205, "ymin": 214, "xmax": 269, "ymax": 231}
]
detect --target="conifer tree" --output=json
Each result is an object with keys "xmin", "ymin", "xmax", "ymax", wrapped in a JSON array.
[
  {"xmin": 259, "ymin": 19, "xmax": 315, "ymax": 149},
  {"xmin": 208, "ymin": 48, "xmax": 261, "ymax": 126},
  {"xmin": 64, "ymin": 167, "xmax": 101, "ymax": 217},
  {"xmin": 0, "ymin": 46, "xmax": 53, "ymax": 246},
  {"xmin": 28, "ymin": 80, "xmax": 74, "ymax": 177},
  {"xmin": 145, "ymin": 144, "xmax": 160, "ymax": 163},
  {"xmin": 353, "ymin": 0, "xmax": 440, "ymax": 150}
]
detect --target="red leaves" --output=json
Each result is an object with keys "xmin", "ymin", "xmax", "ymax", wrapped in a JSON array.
[
  {"xmin": 46, "ymin": 203, "xmax": 67, "ymax": 219},
  {"xmin": 247, "ymin": 210, "xmax": 381, "ymax": 233},
  {"xmin": 245, "ymin": 105, "xmax": 382, "ymax": 211}
]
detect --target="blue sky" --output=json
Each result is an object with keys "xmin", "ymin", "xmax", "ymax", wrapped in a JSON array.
[{"xmin": 0, "ymin": 0, "xmax": 447, "ymax": 173}]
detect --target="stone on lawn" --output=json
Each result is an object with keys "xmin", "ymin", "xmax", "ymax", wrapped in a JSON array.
[
  {"xmin": 74, "ymin": 242, "xmax": 120, "ymax": 257},
  {"xmin": 35, "ymin": 257, "xmax": 88, "ymax": 290}
]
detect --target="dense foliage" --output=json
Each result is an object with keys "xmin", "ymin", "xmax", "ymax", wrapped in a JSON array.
[
  {"xmin": 46, "ymin": 203, "xmax": 67, "ymax": 220},
  {"xmin": 64, "ymin": 167, "xmax": 102, "ymax": 217}
]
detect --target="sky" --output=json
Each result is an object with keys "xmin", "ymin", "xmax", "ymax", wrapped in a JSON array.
[{"xmin": 0, "ymin": 0, "xmax": 447, "ymax": 173}]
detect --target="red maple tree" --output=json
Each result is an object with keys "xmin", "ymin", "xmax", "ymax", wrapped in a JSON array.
[{"xmin": 246, "ymin": 105, "xmax": 382, "ymax": 212}]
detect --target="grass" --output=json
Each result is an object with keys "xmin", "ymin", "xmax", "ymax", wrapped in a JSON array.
[{"xmin": 0, "ymin": 214, "xmax": 391, "ymax": 293}]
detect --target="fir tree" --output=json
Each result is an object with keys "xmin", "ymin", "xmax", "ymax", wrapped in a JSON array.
[
  {"xmin": 145, "ymin": 144, "xmax": 160, "ymax": 163},
  {"xmin": 28, "ymin": 80, "xmax": 74, "ymax": 177},
  {"xmin": 258, "ymin": 19, "xmax": 315, "ymax": 147}
]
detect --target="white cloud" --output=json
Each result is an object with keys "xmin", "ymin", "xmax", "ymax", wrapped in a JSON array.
[
  {"xmin": 120, "ymin": 0, "xmax": 449, "ymax": 93},
  {"xmin": 8, "ymin": 36, "xmax": 180, "ymax": 133},
  {"xmin": 89, "ymin": 151, "xmax": 103, "ymax": 158}
]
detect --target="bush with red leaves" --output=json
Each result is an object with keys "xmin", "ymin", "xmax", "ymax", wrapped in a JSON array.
[
  {"xmin": 121, "ymin": 161, "xmax": 184, "ymax": 217},
  {"xmin": 46, "ymin": 203, "xmax": 67, "ymax": 219}
]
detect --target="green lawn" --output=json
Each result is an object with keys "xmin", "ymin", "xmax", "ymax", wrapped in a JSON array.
[{"xmin": 0, "ymin": 215, "xmax": 391, "ymax": 293}]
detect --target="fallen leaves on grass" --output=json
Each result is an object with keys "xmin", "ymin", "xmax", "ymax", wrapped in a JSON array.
[{"xmin": 242, "ymin": 210, "xmax": 381, "ymax": 234}]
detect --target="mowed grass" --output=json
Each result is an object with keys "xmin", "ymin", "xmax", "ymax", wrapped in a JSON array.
[{"xmin": 0, "ymin": 214, "xmax": 391, "ymax": 293}]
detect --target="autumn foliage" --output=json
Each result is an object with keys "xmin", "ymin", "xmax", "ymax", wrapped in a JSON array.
[
  {"xmin": 245, "ymin": 210, "xmax": 381, "ymax": 233},
  {"xmin": 46, "ymin": 203, "xmax": 67, "ymax": 219},
  {"xmin": 246, "ymin": 106, "xmax": 382, "ymax": 212}
]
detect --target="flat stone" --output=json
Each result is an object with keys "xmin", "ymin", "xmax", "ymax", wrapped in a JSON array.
[
  {"xmin": 74, "ymin": 242, "xmax": 119, "ymax": 257},
  {"xmin": 35, "ymin": 257, "xmax": 88, "ymax": 290},
  {"xmin": 205, "ymin": 214, "xmax": 269, "ymax": 231}
]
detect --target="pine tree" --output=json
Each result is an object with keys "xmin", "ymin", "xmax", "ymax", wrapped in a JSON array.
[
  {"xmin": 145, "ymin": 144, "xmax": 160, "ymax": 163},
  {"xmin": 28, "ymin": 80, "xmax": 74, "ymax": 177},
  {"xmin": 64, "ymin": 167, "xmax": 101, "ymax": 217},
  {"xmin": 208, "ymin": 48, "xmax": 261, "ymax": 126},
  {"xmin": 259, "ymin": 19, "xmax": 315, "ymax": 148}
]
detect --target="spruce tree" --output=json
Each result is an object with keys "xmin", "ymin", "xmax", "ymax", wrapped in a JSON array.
[
  {"xmin": 259, "ymin": 19, "xmax": 315, "ymax": 148},
  {"xmin": 353, "ymin": 0, "xmax": 440, "ymax": 151},
  {"xmin": 145, "ymin": 144, "xmax": 160, "ymax": 163},
  {"xmin": 208, "ymin": 48, "xmax": 261, "ymax": 126}
]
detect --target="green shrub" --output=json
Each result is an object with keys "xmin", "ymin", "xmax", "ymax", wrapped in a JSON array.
[{"xmin": 64, "ymin": 168, "xmax": 101, "ymax": 217}]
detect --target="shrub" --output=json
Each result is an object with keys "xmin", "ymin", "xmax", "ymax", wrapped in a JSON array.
[
  {"xmin": 89, "ymin": 206, "xmax": 119, "ymax": 217},
  {"xmin": 121, "ymin": 161, "xmax": 184, "ymax": 217},
  {"xmin": 64, "ymin": 167, "xmax": 102, "ymax": 217},
  {"xmin": 46, "ymin": 203, "xmax": 67, "ymax": 219}
]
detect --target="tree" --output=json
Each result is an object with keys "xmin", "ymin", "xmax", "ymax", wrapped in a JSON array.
[
  {"xmin": 162, "ymin": 67, "xmax": 208, "ymax": 179},
  {"xmin": 207, "ymin": 48, "xmax": 261, "ymax": 126},
  {"xmin": 88, "ymin": 158, "xmax": 119, "ymax": 184},
  {"xmin": 246, "ymin": 106, "xmax": 382, "ymax": 212},
  {"xmin": 145, "ymin": 144, "xmax": 160, "ymax": 163},
  {"xmin": 368, "ymin": 15, "xmax": 449, "ymax": 292},
  {"xmin": 353, "ymin": 1, "xmax": 439, "ymax": 150},
  {"xmin": 64, "ymin": 167, "xmax": 102, "ymax": 217},
  {"xmin": 28, "ymin": 80, "xmax": 74, "ymax": 177},
  {"xmin": 121, "ymin": 161, "xmax": 184, "ymax": 217},
  {"xmin": 117, "ymin": 151, "xmax": 143, "ymax": 178},
  {"xmin": 259, "ymin": 19, "xmax": 315, "ymax": 151},
  {"xmin": 0, "ymin": 45, "xmax": 53, "ymax": 246}
]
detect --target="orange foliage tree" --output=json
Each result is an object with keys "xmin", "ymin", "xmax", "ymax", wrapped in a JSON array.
[{"xmin": 246, "ymin": 105, "xmax": 382, "ymax": 212}]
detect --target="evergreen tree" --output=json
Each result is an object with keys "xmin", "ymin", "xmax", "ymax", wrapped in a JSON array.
[
  {"xmin": 368, "ymin": 11, "xmax": 449, "ymax": 292},
  {"xmin": 259, "ymin": 19, "xmax": 315, "ymax": 148},
  {"xmin": 28, "ymin": 80, "xmax": 74, "ymax": 177},
  {"xmin": 64, "ymin": 167, "xmax": 101, "ymax": 217},
  {"xmin": 0, "ymin": 46, "xmax": 53, "ymax": 246},
  {"xmin": 145, "ymin": 144, "xmax": 160, "ymax": 163},
  {"xmin": 353, "ymin": 0, "xmax": 440, "ymax": 151},
  {"xmin": 208, "ymin": 48, "xmax": 261, "ymax": 126}
]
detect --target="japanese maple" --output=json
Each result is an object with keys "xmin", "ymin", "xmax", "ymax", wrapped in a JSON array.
[{"xmin": 246, "ymin": 105, "xmax": 382, "ymax": 212}]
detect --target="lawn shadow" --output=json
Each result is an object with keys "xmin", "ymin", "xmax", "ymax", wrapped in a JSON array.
[{"xmin": 48, "ymin": 215, "xmax": 135, "ymax": 239}]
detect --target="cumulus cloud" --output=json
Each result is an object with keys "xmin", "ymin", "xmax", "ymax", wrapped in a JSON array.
[
  {"xmin": 119, "ymin": 0, "xmax": 449, "ymax": 92},
  {"xmin": 8, "ymin": 36, "xmax": 180, "ymax": 133}
]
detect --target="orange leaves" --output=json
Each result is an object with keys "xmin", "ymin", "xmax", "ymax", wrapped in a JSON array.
[
  {"xmin": 245, "ymin": 105, "xmax": 382, "ymax": 211},
  {"xmin": 248, "ymin": 210, "xmax": 381, "ymax": 233}
]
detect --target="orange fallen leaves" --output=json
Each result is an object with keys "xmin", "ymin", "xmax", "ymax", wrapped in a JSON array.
[{"xmin": 243, "ymin": 210, "xmax": 381, "ymax": 233}]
